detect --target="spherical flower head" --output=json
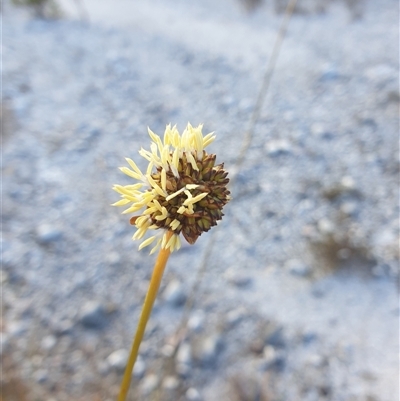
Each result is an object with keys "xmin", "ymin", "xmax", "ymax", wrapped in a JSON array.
[{"xmin": 113, "ymin": 123, "xmax": 230, "ymax": 254}]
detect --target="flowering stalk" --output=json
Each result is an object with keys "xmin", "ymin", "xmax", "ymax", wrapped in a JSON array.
[
  {"xmin": 113, "ymin": 123, "xmax": 230, "ymax": 400},
  {"xmin": 117, "ymin": 231, "xmax": 173, "ymax": 401}
]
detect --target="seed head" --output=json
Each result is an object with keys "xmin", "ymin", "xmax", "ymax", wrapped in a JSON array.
[{"xmin": 113, "ymin": 123, "xmax": 230, "ymax": 253}]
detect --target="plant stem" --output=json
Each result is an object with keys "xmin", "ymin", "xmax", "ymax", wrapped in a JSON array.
[{"xmin": 117, "ymin": 231, "xmax": 173, "ymax": 401}]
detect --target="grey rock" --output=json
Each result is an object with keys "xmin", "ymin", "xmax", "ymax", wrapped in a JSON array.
[
  {"xmin": 107, "ymin": 349, "xmax": 128, "ymax": 372},
  {"xmin": 7, "ymin": 320, "xmax": 27, "ymax": 337},
  {"xmin": 340, "ymin": 201, "xmax": 359, "ymax": 216},
  {"xmin": 225, "ymin": 270, "xmax": 252, "ymax": 287},
  {"xmin": 230, "ymin": 374, "xmax": 262, "ymax": 401},
  {"xmin": 311, "ymin": 281, "xmax": 331, "ymax": 298},
  {"xmin": 34, "ymin": 369, "xmax": 48, "ymax": 383},
  {"xmin": 264, "ymin": 325, "xmax": 285, "ymax": 348},
  {"xmin": 226, "ymin": 307, "xmax": 246, "ymax": 327},
  {"xmin": 302, "ymin": 331, "xmax": 318, "ymax": 345},
  {"xmin": 371, "ymin": 264, "xmax": 388, "ymax": 278},
  {"xmin": 163, "ymin": 279, "xmax": 186, "ymax": 307},
  {"xmin": 265, "ymin": 139, "xmax": 292, "ymax": 156},
  {"xmin": 285, "ymin": 258, "xmax": 312, "ymax": 277},
  {"xmin": 79, "ymin": 301, "xmax": 108, "ymax": 329},
  {"xmin": 176, "ymin": 362, "xmax": 191, "ymax": 377},
  {"xmin": 36, "ymin": 224, "xmax": 63, "ymax": 244},
  {"xmin": 53, "ymin": 319, "xmax": 75, "ymax": 335},
  {"xmin": 194, "ymin": 334, "xmax": 223, "ymax": 366},
  {"xmin": 98, "ymin": 361, "xmax": 109, "ymax": 376},
  {"xmin": 258, "ymin": 345, "xmax": 285, "ymax": 371}
]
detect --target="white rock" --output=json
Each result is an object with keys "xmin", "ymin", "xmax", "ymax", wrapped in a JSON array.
[
  {"xmin": 341, "ymin": 176, "xmax": 355, "ymax": 189},
  {"xmin": 162, "ymin": 375, "xmax": 179, "ymax": 390},
  {"xmin": 141, "ymin": 373, "xmax": 159, "ymax": 395},
  {"xmin": 187, "ymin": 310, "xmax": 205, "ymax": 332},
  {"xmin": 36, "ymin": 224, "xmax": 62, "ymax": 244},
  {"xmin": 107, "ymin": 349, "xmax": 128, "ymax": 372},
  {"xmin": 41, "ymin": 335, "xmax": 57, "ymax": 351},
  {"xmin": 317, "ymin": 218, "xmax": 335, "ymax": 234},
  {"xmin": 186, "ymin": 387, "xmax": 202, "ymax": 401},
  {"xmin": 195, "ymin": 334, "xmax": 222, "ymax": 366},
  {"xmin": 133, "ymin": 356, "xmax": 145, "ymax": 378},
  {"xmin": 176, "ymin": 342, "xmax": 192, "ymax": 365},
  {"xmin": 265, "ymin": 139, "xmax": 292, "ymax": 156}
]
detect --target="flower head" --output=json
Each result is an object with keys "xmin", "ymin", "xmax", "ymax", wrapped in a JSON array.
[{"xmin": 113, "ymin": 123, "xmax": 230, "ymax": 254}]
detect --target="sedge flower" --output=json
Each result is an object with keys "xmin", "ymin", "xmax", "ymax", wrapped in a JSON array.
[
  {"xmin": 113, "ymin": 123, "xmax": 229, "ymax": 401},
  {"xmin": 113, "ymin": 123, "xmax": 230, "ymax": 253}
]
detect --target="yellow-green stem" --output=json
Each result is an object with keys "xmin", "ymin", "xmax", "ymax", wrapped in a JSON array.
[{"xmin": 117, "ymin": 231, "xmax": 173, "ymax": 401}]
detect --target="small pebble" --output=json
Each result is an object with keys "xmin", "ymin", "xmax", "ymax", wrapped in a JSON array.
[
  {"xmin": 7, "ymin": 320, "xmax": 27, "ymax": 337},
  {"xmin": 79, "ymin": 301, "xmax": 108, "ymax": 329},
  {"xmin": 340, "ymin": 201, "xmax": 358, "ymax": 215},
  {"xmin": 176, "ymin": 342, "xmax": 192, "ymax": 365},
  {"xmin": 257, "ymin": 346, "xmax": 285, "ymax": 371},
  {"xmin": 133, "ymin": 356, "xmax": 146, "ymax": 378},
  {"xmin": 41, "ymin": 335, "xmax": 57, "ymax": 351},
  {"xmin": 162, "ymin": 375, "xmax": 179, "ymax": 390},
  {"xmin": 226, "ymin": 307, "xmax": 246, "ymax": 327},
  {"xmin": 225, "ymin": 270, "xmax": 252, "ymax": 287},
  {"xmin": 187, "ymin": 310, "xmax": 205, "ymax": 332},
  {"xmin": 341, "ymin": 176, "xmax": 355, "ymax": 190},
  {"xmin": 306, "ymin": 354, "xmax": 327, "ymax": 368},
  {"xmin": 53, "ymin": 319, "xmax": 74, "ymax": 335},
  {"xmin": 186, "ymin": 387, "xmax": 202, "ymax": 401},
  {"xmin": 195, "ymin": 334, "xmax": 222, "ymax": 366},
  {"xmin": 34, "ymin": 369, "xmax": 48, "ymax": 384},
  {"xmin": 317, "ymin": 218, "xmax": 335, "ymax": 234},
  {"xmin": 141, "ymin": 373, "xmax": 159, "ymax": 395},
  {"xmin": 264, "ymin": 325, "xmax": 285, "ymax": 348},
  {"xmin": 105, "ymin": 251, "xmax": 121, "ymax": 265},
  {"xmin": 337, "ymin": 248, "xmax": 351, "ymax": 260},
  {"xmin": 36, "ymin": 224, "xmax": 63, "ymax": 244},
  {"xmin": 265, "ymin": 139, "xmax": 292, "ymax": 156},
  {"xmin": 163, "ymin": 279, "xmax": 186, "ymax": 307},
  {"xmin": 107, "ymin": 349, "xmax": 128, "ymax": 372},
  {"xmin": 161, "ymin": 343, "xmax": 175, "ymax": 357},
  {"xmin": 285, "ymin": 259, "xmax": 312, "ymax": 277},
  {"xmin": 176, "ymin": 362, "xmax": 191, "ymax": 377}
]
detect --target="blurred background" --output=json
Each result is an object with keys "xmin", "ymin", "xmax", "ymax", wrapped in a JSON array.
[{"xmin": 2, "ymin": 0, "xmax": 399, "ymax": 400}]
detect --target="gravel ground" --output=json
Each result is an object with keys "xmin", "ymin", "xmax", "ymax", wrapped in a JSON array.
[{"xmin": 2, "ymin": 1, "xmax": 399, "ymax": 400}]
